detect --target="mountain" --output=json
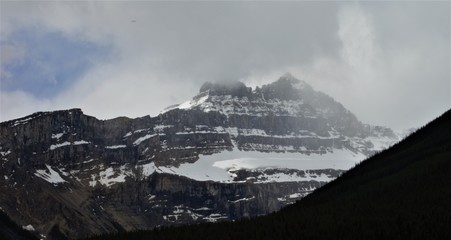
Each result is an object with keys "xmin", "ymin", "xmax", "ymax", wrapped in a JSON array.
[
  {"xmin": 88, "ymin": 109, "xmax": 451, "ymax": 240},
  {"xmin": 0, "ymin": 74, "xmax": 399, "ymax": 239},
  {"xmin": 159, "ymin": 73, "xmax": 397, "ymax": 182}
]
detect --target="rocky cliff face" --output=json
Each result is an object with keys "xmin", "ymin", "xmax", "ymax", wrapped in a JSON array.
[{"xmin": 0, "ymin": 74, "xmax": 399, "ymax": 239}]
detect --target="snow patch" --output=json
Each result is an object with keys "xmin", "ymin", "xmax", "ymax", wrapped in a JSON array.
[
  {"xmin": 49, "ymin": 140, "xmax": 89, "ymax": 150},
  {"xmin": 194, "ymin": 207, "xmax": 211, "ymax": 211},
  {"xmin": 140, "ymin": 162, "xmax": 157, "ymax": 177},
  {"xmin": 58, "ymin": 168, "xmax": 70, "ymax": 177},
  {"xmin": 98, "ymin": 167, "xmax": 127, "ymax": 186},
  {"xmin": 133, "ymin": 134, "xmax": 157, "ymax": 145},
  {"xmin": 178, "ymin": 94, "xmax": 209, "ymax": 110},
  {"xmin": 253, "ymin": 171, "xmax": 335, "ymax": 183},
  {"xmin": 11, "ymin": 117, "xmax": 34, "ymax": 127},
  {"xmin": 154, "ymin": 125, "xmax": 173, "ymax": 132},
  {"xmin": 34, "ymin": 165, "xmax": 67, "ymax": 184},
  {"xmin": 123, "ymin": 132, "xmax": 132, "ymax": 138},
  {"xmin": 49, "ymin": 142, "xmax": 71, "ymax": 150},
  {"xmin": 51, "ymin": 133, "xmax": 64, "ymax": 139},
  {"xmin": 204, "ymin": 213, "xmax": 228, "ymax": 222},
  {"xmin": 0, "ymin": 150, "xmax": 11, "ymax": 157},
  {"xmin": 83, "ymin": 158, "xmax": 96, "ymax": 164},
  {"xmin": 278, "ymin": 192, "xmax": 308, "ymax": 201},
  {"xmin": 229, "ymin": 196, "xmax": 255, "ymax": 203},
  {"xmin": 105, "ymin": 145, "xmax": 126, "ymax": 149},
  {"xmin": 288, "ymin": 193, "xmax": 303, "ymax": 198},
  {"xmin": 90, "ymin": 165, "xmax": 136, "ymax": 187},
  {"xmin": 22, "ymin": 224, "xmax": 35, "ymax": 231},
  {"xmin": 162, "ymin": 91, "xmax": 209, "ymax": 113},
  {"xmin": 147, "ymin": 194, "xmax": 156, "ymax": 201}
]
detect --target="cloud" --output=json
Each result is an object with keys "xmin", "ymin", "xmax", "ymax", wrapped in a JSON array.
[
  {"xmin": 1, "ymin": 24, "xmax": 113, "ymax": 99},
  {"xmin": 338, "ymin": 4, "xmax": 379, "ymax": 80},
  {"xmin": 285, "ymin": 2, "xmax": 450, "ymax": 130},
  {"xmin": 0, "ymin": 43, "xmax": 25, "ymax": 80},
  {"xmin": 0, "ymin": 90, "xmax": 52, "ymax": 121},
  {"xmin": 55, "ymin": 60, "xmax": 200, "ymax": 120},
  {"xmin": 0, "ymin": 1, "xmax": 341, "ymax": 120},
  {"xmin": 0, "ymin": 1, "xmax": 449, "ymax": 130}
]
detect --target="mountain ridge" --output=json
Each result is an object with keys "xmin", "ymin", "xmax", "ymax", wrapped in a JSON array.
[{"xmin": 0, "ymin": 74, "xmax": 401, "ymax": 239}]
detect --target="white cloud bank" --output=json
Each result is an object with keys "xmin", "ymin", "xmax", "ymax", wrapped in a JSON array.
[{"xmin": 0, "ymin": 2, "xmax": 449, "ymax": 130}]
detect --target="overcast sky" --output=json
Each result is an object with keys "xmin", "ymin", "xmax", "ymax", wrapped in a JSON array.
[{"xmin": 0, "ymin": 1, "xmax": 449, "ymax": 130}]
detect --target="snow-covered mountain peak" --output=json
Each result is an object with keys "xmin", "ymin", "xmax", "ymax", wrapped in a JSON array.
[
  {"xmin": 161, "ymin": 90, "xmax": 211, "ymax": 113},
  {"xmin": 163, "ymin": 74, "xmax": 318, "ymax": 114}
]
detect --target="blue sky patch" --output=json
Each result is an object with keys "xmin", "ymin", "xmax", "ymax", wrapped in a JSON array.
[{"xmin": 1, "ymin": 27, "xmax": 111, "ymax": 98}]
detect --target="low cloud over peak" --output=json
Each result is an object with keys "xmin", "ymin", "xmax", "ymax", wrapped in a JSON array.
[{"xmin": 1, "ymin": 1, "xmax": 449, "ymax": 130}]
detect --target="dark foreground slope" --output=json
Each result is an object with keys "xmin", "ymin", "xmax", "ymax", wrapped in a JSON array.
[
  {"xmin": 89, "ymin": 109, "xmax": 451, "ymax": 240},
  {"xmin": 0, "ymin": 211, "xmax": 38, "ymax": 240}
]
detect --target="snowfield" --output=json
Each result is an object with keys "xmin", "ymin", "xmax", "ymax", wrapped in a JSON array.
[
  {"xmin": 84, "ymin": 145, "xmax": 364, "ymax": 187},
  {"xmin": 155, "ymin": 147, "xmax": 366, "ymax": 183}
]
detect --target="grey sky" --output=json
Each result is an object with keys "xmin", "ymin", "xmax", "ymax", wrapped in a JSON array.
[{"xmin": 0, "ymin": 1, "xmax": 449, "ymax": 130}]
